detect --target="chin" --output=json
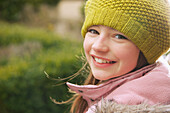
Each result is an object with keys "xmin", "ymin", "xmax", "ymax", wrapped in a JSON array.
[
  {"xmin": 93, "ymin": 74, "xmax": 112, "ymax": 81},
  {"xmin": 94, "ymin": 76, "xmax": 107, "ymax": 81},
  {"xmin": 93, "ymin": 72, "xmax": 123, "ymax": 80}
]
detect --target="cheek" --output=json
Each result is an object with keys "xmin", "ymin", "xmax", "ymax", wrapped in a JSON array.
[
  {"xmin": 114, "ymin": 43, "xmax": 139, "ymax": 62},
  {"xmin": 83, "ymin": 38, "xmax": 89, "ymax": 53},
  {"xmin": 83, "ymin": 37, "xmax": 91, "ymax": 61}
]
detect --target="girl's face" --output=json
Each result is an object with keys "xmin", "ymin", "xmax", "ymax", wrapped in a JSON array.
[{"xmin": 84, "ymin": 25, "xmax": 140, "ymax": 80}]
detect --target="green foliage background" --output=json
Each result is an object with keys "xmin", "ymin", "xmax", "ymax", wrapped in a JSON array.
[
  {"xmin": 0, "ymin": 22, "xmax": 85, "ymax": 113},
  {"xmin": 0, "ymin": 0, "xmax": 61, "ymax": 21}
]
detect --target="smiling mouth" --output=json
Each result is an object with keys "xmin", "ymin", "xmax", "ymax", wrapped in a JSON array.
[{"xmin": 93, "ymin": 56, "xmax": 116, "ymax": 64}]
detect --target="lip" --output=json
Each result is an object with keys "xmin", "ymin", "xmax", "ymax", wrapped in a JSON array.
[{"xmin": 91, "ymin": 55, "xmax": 116, "ymax": 68}]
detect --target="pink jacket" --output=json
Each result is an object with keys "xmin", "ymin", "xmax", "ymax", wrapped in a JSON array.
[{"xmin": 67, "ymin": 61, "xmax": 170, "ymax": 112}]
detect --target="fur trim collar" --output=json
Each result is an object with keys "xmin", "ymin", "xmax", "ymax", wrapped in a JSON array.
[{"xmin": 94, "ymin": 99, "xmax": 170, "ymax": 113}]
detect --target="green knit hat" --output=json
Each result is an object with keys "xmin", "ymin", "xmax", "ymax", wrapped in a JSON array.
[{"xmin": 81, "ymin": 0, "xmax": 170, "ymax": 64}]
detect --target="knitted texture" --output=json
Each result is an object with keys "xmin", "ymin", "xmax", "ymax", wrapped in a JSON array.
[{"xmin": 81, "ymin": 0, "xmax": 170, "ymax": 64}]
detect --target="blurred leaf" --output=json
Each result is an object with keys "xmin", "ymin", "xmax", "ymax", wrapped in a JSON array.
[
  {"xmin": 0, "ymin": 0, "xmax": 61, "ymax": 21},
  {"xmin": 0, "ymin": 22, "xmax": 85, "ymax": 113}
]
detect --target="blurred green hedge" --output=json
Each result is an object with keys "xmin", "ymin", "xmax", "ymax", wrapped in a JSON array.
[
  {"xmin": 0, "ymin": 22, "xmax": 85, "ymax": 113},
  {"xmin": 0, "ymin": 0, "xmax": 61, "ymax": 21}
]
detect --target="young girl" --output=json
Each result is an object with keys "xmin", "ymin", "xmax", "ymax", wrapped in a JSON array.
[{"xmin": 65, "ymin": 0, "xmax": 170, "ymax": 112}]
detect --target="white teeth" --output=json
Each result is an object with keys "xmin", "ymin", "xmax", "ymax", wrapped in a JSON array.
[{"xmin": 94, "ymin": 57, "xmax": 113, "ymax": 64}]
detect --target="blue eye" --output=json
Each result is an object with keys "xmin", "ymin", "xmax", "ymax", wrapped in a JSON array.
[
  {"xmin": 115, "ymin": 34, "xmax": 127, "ymax": 39},
  {"xmin": 87, "ymin": 29, "xmax": 99, "ymax": 35}
]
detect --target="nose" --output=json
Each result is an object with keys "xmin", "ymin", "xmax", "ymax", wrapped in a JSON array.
[{"xmin": 92, "ymin": 36, "xmax": 109, "ymax": 52}]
